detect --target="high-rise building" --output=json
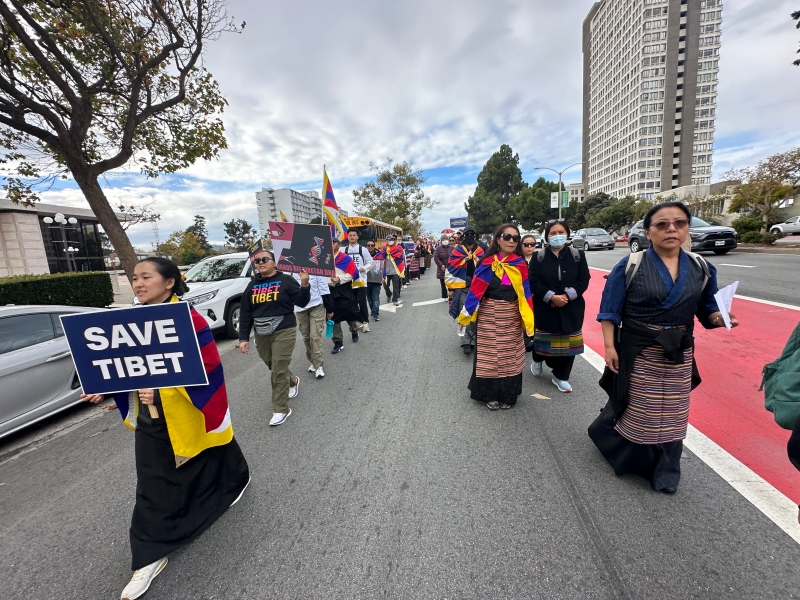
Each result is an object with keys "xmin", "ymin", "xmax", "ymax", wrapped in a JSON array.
[
  {"xmin": 582, "ymin": 0, "xmax": 722, "ymax": 200},
  {"xmin": 255, "ymin": 188, "xmax": 323, "ymax": 235}
]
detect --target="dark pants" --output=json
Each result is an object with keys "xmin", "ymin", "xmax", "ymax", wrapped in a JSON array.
[
  {"xmin": 385, "ymin": 274, "xmax": 401, "ymax": 302},
  {"xmin": 367, "ymin": 282, "xmax": 382, "ymax": 317},
  {"xmin": 439, "ymin": 278, "xmax": 447, "ymax": 299},
  {"xmin": 532, "ymin": 353, "xmax": 575, "ymax": 381},
  {"xmin": 353, "ymin": 286, "xmax": 369, "ymax": 323}
]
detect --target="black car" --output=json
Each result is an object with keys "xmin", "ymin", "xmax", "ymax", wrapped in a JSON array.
[{"xmin": 628, "ymin": 217, "xmax": 738, "ymax": 255}]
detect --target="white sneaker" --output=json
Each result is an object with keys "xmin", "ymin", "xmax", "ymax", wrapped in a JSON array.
[
  {"xmin": 307, "ymin": 364, "xmax": 315, "ymax": 373},
  {"xmin": 269, "ymin": 408, "xmax": 292, "ymax": 426},
  {"xmin": 121, "ymin": 557, "xmax": 168, "ymax": 600},
  {"xmin": 288, "ymin": 375, "xmax": 299, "ymax": 399},
  {"xmin": 362, "ymin": 322, "xmax": 370, "ymax": 333},
  {"xmin": 530, "ymin": 361, "xmax": 543, "ymax": 377},
  {"xmin": 551, "ymin": 376, "xmax": 573, "ymax": 393},
  {"xmin": 315, "ymin": 366, "xmax": 325, "ymax": 378}
]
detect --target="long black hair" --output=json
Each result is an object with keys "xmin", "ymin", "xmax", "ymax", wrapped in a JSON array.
[
  {"xmin": 643, "ymin": 201, "xmax": 692, "ymax": 229},
  {"xmin": 486, "ymin": 223, "xmax": 523, "ymax": 257},
  {"xmin": 138, "ymin": 257, "xmax": 190, "ymax": 297}
]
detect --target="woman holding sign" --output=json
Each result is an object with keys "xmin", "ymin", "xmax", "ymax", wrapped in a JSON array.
[
  {"xmin": 82, "ymin": 257, "xmax": 250, "ymax": 600},
  {"xmin": 589, "ymin": 201, "xmax": 739, "ymax": 494}
]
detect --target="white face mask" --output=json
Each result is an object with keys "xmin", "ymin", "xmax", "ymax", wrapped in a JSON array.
[
  {"xmin": 442, "ymin": 240, "xmax": 450, "ymax": 246},
  {"xmin": 388, "ymin": 241, "xmax": 395, "ymax": 246}
]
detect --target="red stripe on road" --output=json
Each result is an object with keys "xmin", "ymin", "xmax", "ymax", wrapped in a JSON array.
[{"xmin": 584, "ymin": 268, "xmax": 799, "ymax": 503}]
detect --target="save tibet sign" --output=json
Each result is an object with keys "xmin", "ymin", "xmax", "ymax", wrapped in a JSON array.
[{"xmin": 60, "ymin": 302, "xmax": 208, "ymax": 395}]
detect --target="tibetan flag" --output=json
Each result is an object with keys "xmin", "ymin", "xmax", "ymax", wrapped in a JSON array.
[
  {"xmin": 323, "ymin": 167, "xmax": 348, "ymax": 241},
  {"xmin": 445, "ymin": 243, "xmax": 485, "ymax": 290},
  {"xmin": 334, "ymin": 251, "xmax": 360, "ymax": 281},
  {"xmin": 373, "ymin": 243, "xmax": 405, "ymax": 278},
  {"xmin": 280, "ymin": 211, "xmax": 288, "ymax": 222}
]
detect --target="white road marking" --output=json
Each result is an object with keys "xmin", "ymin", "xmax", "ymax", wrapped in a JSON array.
[
  {"xmin": 531, "ymin": 393, "xmax": 551, "ymax": 400},
  {"xmin": 412, "ymin": 298, "xmax": 449, "ymax": 307},
  {"xmin": 719, "ymin": 263, "xmax": 757, "ymax": 268},
  {"xmin": 580, "ymin": 345, "xmax": 800, "ymax": 544},
  {"xmin": 734, "ymin": 295, "xmax": 800, "ymax": 311},
  {"xmin": 379, "ymin": 303, "xmax": 399, "ymax": 313}
]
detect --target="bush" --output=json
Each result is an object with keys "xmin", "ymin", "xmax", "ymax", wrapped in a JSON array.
[
  {"xmin": 731, "ymin": 217, "xmax": 763, "ymax": 236},
  {"xmin": 740, "ymin": 232, "xmax": 780, "ymax": 245},
  {"xmin": 0, "ymin": 271, "xmax": 114, "ymax": 307},
  {"xmin": 760, "ymin": 233, "xmax": 781, "ymax": 245}
]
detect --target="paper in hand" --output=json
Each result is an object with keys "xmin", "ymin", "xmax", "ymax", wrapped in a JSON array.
[{"xmin": 713, "ymin": 281, "xmax": 738, "ymax": 330}]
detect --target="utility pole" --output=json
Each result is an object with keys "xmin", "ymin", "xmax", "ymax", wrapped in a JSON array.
[{"xmin": 534, "ymin": 162, "xmax": 584, "ymax": 220}]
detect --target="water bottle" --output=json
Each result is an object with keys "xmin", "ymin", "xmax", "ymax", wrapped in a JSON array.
[
  {"xmin": 457, "ymin": 323, "xmax": 466, "ymax": 337},
  {"xmin": 325, "ymin": 319, "xmax": 335, "ymax": 338}
]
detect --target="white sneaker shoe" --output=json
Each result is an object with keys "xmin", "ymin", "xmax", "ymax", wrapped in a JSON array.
[
  {"xmin": 551, "ymin": 376, "xmax": 572, "ymax": 393},
  {"xmin": 530, "ymin": 361, "xmax": 543, "ymax": 377},
  {"xmin": 288, "ymin": 375, "xmax": 299, "ymax": 399},
  {"xmin": 269, "ymin": 408, "xmax": 292, "ymax": 426},
  {"xmin": 315, "ymin": 366, "xmax": 325, "ymax": 378},
  {"xmin": 362, "ymin": 322, "xmax": 370, "ymax": 333},
  {"xmin": 307, "ymin": 364, "xmax": 315, "ymax": 373},
  {"xmin": 121, "ymin": 557, "xmax": 168, "ymax": 600}
]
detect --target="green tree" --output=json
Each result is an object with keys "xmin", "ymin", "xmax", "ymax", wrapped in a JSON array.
[
  {"xmin": 467, "ymin": 144, "xmax": 525, "ymax": 225},
  {"xmin": 585, "ymin": 197, "xmax": 637, "ymax": 233},
  {"xmin": 352, "ymin": 159, "xmax": 437, "ymax": 238},
  {"xmin": 464, "ymin": 190, "xmax": 503, "ymax": 234},
  {"xmin": 571, "ymin": 192, "xmax": 613, "ymax": 229},
  {"xmin": 0, "ymin": 0, "xmax": 242, "ymax": 281},
  {"xmin": 223, "ymin": 218, "xmax": 257, "ymax": 251},
  {"xmin": 158, "ymin": 230, "xmax": 205, "ymax": 265},
  {"xmin": 725, "ymin": 148, "xmax": 800, "ymax": 232},
  {"xmin": 185, "ymin": 215, "xmax": 213, "ymax": 253},
  {"xmin": 508, "ymin": 177, "xmax": 561, "ymax": 230}
]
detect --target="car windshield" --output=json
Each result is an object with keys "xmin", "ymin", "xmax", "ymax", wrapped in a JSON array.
[
  {"xmin": 184, "ymin": 257, "xmax": 247, "ymax": 282},
  {"xmin": 691, "ymin": 217, "xmax": 711, "ymax": 227},
  {"xmin": 586, "ymin": 228, "xmax": 609, "ymax": 236}
]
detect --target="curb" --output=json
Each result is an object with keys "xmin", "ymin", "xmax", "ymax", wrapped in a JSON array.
[{"xmin": 730, "ymin": 245, "xmax": 800, "ymax": 255}]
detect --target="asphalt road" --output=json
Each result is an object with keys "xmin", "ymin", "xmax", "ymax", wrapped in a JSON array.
[
  {"xmin": 583, "ymin": 246, "xmax": 800, "ymax": 307},
  {"xmin": 1, "ymin": 274, "xmax": 799, "ymax": 599}
]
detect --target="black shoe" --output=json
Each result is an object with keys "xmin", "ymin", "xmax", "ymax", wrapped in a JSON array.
[
  {"xmin": 331, "ymin": 341, "xmax": 344, "ymax": 354},
  {"xmin": 463, "ymin": 346, "xmax": 472, "ymax": 355},
  {"xmin": 352, "ymin": 333, "xmax": 359, "ymax": 343},
  {"xmin": 374, "ymin": 316, "xmax": 380, "ymax": 321},
  {"xmin": 661, "ymin": 486, "xmax": 677, "ymax": 494}
]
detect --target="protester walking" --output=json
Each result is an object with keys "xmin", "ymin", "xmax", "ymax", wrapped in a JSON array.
[
  {"xmin": 366, "ymin": 240, "xmax": 383, "ymax": 321},
  {"xmin": 588, "ymin": 201, "xmax": 739, "ymax": 494},
  {"xmin": 373, "ymin": 234, "xmax": 405, "ymax": 306},
  {"xmin": 447, "ymin": 226, "xmax": 488, "ymax": 355},
  {"xmin": 345, "ymin": 228, "xmax": 373, "ymax": 332},
  {"xmin": 417, "ymin": 239, "xmax": 430, "ymax": 275},
  {"xmin": 238, "ymin": 241, "xmax": 311, "ymax": 426},
  {"xmin": 328, "ymin": 237, "xmax": 363, "ymax": 353},
  {"xmin": 293, "ymin": 273, "xmax": 334, "ymax": 379},
  {"xmin": 434, "ymin": 234, "xmax": 452, "ymax": 300},
  {"xmin": 457, "ymin": 224, "xmax": 534, "ymax": 410},
  {"xmin": 528, "ymin": 219, "xmax": 590, "ymax": 393},
  {"xmin": 82, "ymin": 257, "xmax": 250, "ymax": 600}
]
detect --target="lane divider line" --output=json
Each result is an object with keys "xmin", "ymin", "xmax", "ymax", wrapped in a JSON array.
[
  {"xmin": 412, "ymin": 299, "xmax": 449, "ymax": 307},
  {"xmin": 719, "ymin": 264, "xmax": 757, "ymax": 268},
  {"xmin": 733, "ymin": 294, "xmax": 800, "ymax": 311},
  {"xmin": 581, "ymin": 345, "xmax": 799, "ymax": 545}
]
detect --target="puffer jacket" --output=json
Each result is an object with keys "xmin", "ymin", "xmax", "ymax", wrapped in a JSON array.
[{"xmin": 434, "ymin": 244, "xmax": 451, "ymax": 280}]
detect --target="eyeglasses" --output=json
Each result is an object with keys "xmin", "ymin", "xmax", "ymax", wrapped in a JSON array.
[
  {"xmin": 500, "ymin": 233, "xmax": 521, "ymax": 242},
  {"xmin": 366, "ymin": 244, "xmax": 375, "ymax": 247},
  {"xmin": 547, "ymin": 218, "xmax": 566, "ymax": 225},
  {"xmin": 651, "ymin": 218, "xmax": 690, "ymax": 231},
  {"xmin": 522, "ymin": 242, "xmax": 536, "ymax": 248},
  {"xmin": 252, "ymin": 257, "xmax": 273, "ymax": 264}
]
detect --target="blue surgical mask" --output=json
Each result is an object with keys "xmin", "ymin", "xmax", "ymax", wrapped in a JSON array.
[{"xmin": 549, "ymin": 235, "xmax": 567, "ymax": 248}]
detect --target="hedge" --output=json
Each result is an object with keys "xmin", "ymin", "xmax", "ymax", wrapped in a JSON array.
[{"xmin": 0, "ymin": 271, "xmax": 114, "ymax": 308}]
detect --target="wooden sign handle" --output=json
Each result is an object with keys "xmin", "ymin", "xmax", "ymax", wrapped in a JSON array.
[{"xmin": 147, "ymin": 404, "xmax": 159, "ymax": 419}]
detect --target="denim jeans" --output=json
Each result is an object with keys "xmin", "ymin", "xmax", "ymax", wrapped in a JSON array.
[{"xmin": 367, "ymin": 282, "xmax": 382, "ymax": 317}]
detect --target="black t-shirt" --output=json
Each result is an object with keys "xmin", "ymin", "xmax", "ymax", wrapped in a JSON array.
[{"xmin": 239, "ymin": 272, "xmax": 310, "ymax": 341}]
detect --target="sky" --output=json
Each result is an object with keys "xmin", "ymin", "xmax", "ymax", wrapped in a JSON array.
[{"xmin": 22, "ymin": 0, "xmax": 800, "ymax": 249}]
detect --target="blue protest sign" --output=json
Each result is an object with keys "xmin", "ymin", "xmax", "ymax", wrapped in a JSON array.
[
  {"xmin": 60, "ymin": 302, "xmax": 208, "ymax": 395},
  {"xmin": 450, "ymin": 217, "xmax": 468, "ymax": 228}
]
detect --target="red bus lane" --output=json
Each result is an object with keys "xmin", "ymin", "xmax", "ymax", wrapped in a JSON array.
[{"xmin": 583, "ymin": 268, "xmax": 799, "ymax": 504}]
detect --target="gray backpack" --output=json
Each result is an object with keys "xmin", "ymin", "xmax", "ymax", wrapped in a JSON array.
[
  {"xmin": 624, "ymin": 249, "xmax": 710, "ymax": 290},
  {"xmin": 536, "ymin": 246, "xmax": 581, "ymax": 263}
]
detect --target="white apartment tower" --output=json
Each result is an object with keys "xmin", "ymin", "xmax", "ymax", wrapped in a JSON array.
[
  {"xmin": 255, "ymin": 188, "xmax": 323, "ymax": 235},
  {"xmin": 582, "ymin": 0, "xmax": 722, "ymax": 200}
]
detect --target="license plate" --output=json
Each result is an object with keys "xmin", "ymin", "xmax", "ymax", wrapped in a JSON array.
[{"xmin": 715, "ymin": 240, "xmax": 725, "ymax": 246}]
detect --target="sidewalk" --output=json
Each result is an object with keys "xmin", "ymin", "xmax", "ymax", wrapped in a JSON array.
[{"xmin": 110, "ymin": 272, "xmax": 134, "ymax": 307}]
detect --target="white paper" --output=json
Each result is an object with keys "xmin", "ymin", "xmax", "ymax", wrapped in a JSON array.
[{"xmin": 713, "ymin": 281, "xmax": 738, "ymax": 330}]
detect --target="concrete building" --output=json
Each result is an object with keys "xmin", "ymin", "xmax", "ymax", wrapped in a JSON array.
[
  {"xmin": 566, "ymin": 183, "xmax": 586, "ymax": 203},
  {"xmin": 0, "ymin": 200, "xmax": 108, "ymax": 277},
  {"xmin": 255, "ymin": 187, "xmax": 349, "ymax": 235},
  {"xmin": 583, "ymin": 0, "xmax": 722, "ymax": 201}
]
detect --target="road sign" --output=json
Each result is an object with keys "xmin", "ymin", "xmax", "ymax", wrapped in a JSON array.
[
  {"xmin": 561, "ymin": 191, "xmax": 570, "ymax": 208},
  {"xmin": 550, "ymin": 192, "xmax": 558, "ymax": 209}
]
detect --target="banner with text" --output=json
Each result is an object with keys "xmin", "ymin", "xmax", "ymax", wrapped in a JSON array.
[
  {"xmin": 450, "ymin": 217, "xmax": 468, "ymax": 228},
  {"xmin": 60, "ymin": 303, "xmax": 208, "ymax": 395},
  {"xmin": 268, "ymin": 221, "xmax": 336, "ymax": 277}
]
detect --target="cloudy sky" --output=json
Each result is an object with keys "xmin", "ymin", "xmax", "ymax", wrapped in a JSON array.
[{"xmin": 31, "ymin": 0, "xmax": 800, "ymax": 248}]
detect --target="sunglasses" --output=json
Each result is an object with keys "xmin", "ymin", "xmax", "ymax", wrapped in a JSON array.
[
  {"xmin": 500, "ymin": 233, "xmax": 521, "ymax": 242},
  {"xmin": 547, "ymin": 218, "xmax": 566, "ymax": 225},
  {"xmin": 366, "ymin": 244, "xmax": 375, "ymax": 247},
  {"xmin": 252, "ymin": 257, "xmax": 273, "ymax": 264},
  {"xmin": 522, "ymin": 242, "xmax": 536, "ymax": 248},
  {"xmin": 651, "ymin": 218, "xmax": 690, "ymax": 231}
]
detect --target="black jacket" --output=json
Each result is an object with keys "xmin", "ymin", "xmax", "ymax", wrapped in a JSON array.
[
  {"xmin": 239, "ymin": 271, "xmax": 310, "ymax": 341},
  {"xmin": 528, "ymin": 247, "xmax": 590, "ymax": 334}
]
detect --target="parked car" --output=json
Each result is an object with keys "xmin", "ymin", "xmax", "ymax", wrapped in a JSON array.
[
  {"xmin": 182, "ymin": 252, "xmax": 254, "ymax": 338},
  {"xmin": 0, "ymin": 305, "xmax": 102, "ymax": 439},
  {"xmin": 770, "ymin": 216, "xmax": 800, "ymax": 236},
  {"xmin": 615, "ymin": 235, "xmax": 628, "ymax": 243},
  {"xmin": 628, "ymin": 217, "xmax": 738, "ymax": 254},
  {"xmin": 572, "ymin": 228, "xmax": 616, "ymax": 251}
]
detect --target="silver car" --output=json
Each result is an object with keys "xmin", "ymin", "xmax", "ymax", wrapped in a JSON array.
[
  {"xmin": 770, "ymin": 216, "xmax": 800, "ymax": 236},
  {"xmin": 0, "ymin": 305, "xmax": 101, "ymax": 439},
  {"xmin": 572, "ymin": 228, "xmax": 616, "ymax": 251}
]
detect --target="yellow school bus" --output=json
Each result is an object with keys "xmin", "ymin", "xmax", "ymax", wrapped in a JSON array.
[{"xmin": 342, "ymin": 216, "xmax": 403, "ymax": 248}]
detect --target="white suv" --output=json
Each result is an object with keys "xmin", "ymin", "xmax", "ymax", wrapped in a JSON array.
[
  {"xmin": 770, "ymin": 216, "xmax": 800, "ymax": 236},
  {"xmin": 182, "ymin": 252, "xmax": 253, "ymax": 338}
]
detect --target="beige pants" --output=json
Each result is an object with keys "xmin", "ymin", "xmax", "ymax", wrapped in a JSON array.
[
  {"xmin": 296, "ymin": 304, "xmax": 326, "ymax": 370},
  {"xmin": 255, "ymin": 327, "xmax": 296, "ymax": 414}
]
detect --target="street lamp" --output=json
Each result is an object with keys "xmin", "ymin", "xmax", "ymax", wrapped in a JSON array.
[
  {"xmin": 534, "ymin": 162, "xmax": 584, "ymax": 220},
  {"xmin": 43, "ymin": 213, "xmax": 80, "ymax": 272}
]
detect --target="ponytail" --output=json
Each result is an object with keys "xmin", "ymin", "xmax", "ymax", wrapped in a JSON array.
[{"xmin": 138, "ymin": 257, "xmax": 190, "ymax": 297}]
